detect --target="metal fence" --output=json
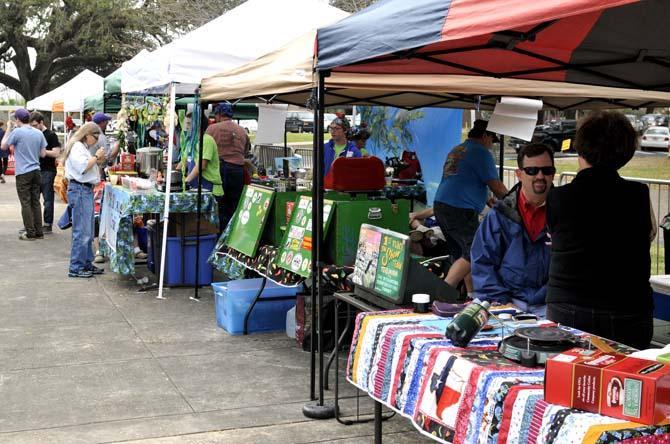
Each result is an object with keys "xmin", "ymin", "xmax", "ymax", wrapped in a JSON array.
[{"xmin": 252, "ymin": 143, "xmax": 313, "ymax": 171}]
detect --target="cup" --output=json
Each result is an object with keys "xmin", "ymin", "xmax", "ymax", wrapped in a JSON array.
[{"xmin": 412, "ymin": 293, "xmax": 430, "ymax": 313}]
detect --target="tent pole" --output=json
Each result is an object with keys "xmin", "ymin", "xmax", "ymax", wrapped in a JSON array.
[
  {"xmin": 498, "ymin": 134, "xmax": 505, "ymax": 181},
  {"xmin": 157, "ymin": 83, "xmax": 177, "ymax": 300},
  {"xmin": 303, "ymin": 70, "xmax": 335, "ymax": 420},
  {"xmin": 308, "ymin": 94, "xmax": 317, "ymax": 402},
  {"xmin": 192, "ymin": 90, "xmax": 205, "ymax": 301}
]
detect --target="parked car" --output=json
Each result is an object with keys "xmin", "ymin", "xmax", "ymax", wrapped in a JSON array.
[
  {"xmin": 511, "ymin": 120, "xmax": 577, "ymax": 153},
  {"xmin": 625, "ymin": 114, "xmax": 644, "ymax": 133},
  {"xmin": 656, "ymin": 115, "xmax": 669, "ymax": 126},
  {"xmin": 285, "ymin": 112, "xmax": 314, "ymax": 133},
  {"xmin": 640, "ymin": 126, "xmax": 670, "ymax": 151}
]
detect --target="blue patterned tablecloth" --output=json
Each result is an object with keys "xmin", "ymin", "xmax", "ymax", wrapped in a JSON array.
[{"xmin": 101, "ymin": 184, "xmax": 218, "ymax": 275}]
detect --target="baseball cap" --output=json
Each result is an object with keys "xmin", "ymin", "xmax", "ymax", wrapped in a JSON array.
[
  {"xmin": 14, "ymin": 108, "xmax": 30, "ymax": 121},
  {"xmin": 214, "ymin": 103, "xmax": 233, "ymax": 117},
  {"xmin": 468, "ymin": 119, "xmax": 500, "ymax": 143},
  {"xmin": 92, "ymin": 112, "xmax": 112, "ymax": 124}
]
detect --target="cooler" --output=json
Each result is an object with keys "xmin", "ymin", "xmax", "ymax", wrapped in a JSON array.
[
  {"xmin": 651, "ymin": 275, "xmax": 670, "ymax": 321},
  {"xmin": 212, "ymin": 278, "xmax": 299, "ymax": 335}
]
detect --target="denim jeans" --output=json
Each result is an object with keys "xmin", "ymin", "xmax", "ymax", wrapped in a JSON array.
[
  {"xmin": 219, "ymin": 161, "xmax": 244, "ymax": 230},
  {"xmin": 40, "ymin": 170, "xmax": 57, "ymax": 226},
  {"xmin": 15, "ymin": 169, "xmax": 43, "ymax": 237},
  {"xmin": 67, "ymin": 181, "xmax": 95, "ymax": 273}
]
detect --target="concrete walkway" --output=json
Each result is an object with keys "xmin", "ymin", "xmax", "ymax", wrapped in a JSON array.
[{"xmin": 0, "ymin": 175, "xmax": 429, "ymax": 444}]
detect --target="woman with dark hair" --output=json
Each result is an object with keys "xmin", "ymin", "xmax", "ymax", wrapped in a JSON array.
[{"xmin": 546, "ymin": 111, "xmax": 656, "ymax": 349}]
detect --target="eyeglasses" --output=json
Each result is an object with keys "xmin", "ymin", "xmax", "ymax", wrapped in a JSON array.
[
  {"xmin": 329, "ymin": 126, "xmax": 342, "ymax": 131},
  {"xmin": 522, "ymin": 166, "xmax": 556, "ymax": 176},
  {"xmin": 90, "ymin": 133, "xmax": 100, "ymax": 140}
]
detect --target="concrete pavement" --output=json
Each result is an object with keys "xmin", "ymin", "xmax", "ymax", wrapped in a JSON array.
[{"xmin": 0, "ymin": 174, "xmax": 429, "ymax": 444}]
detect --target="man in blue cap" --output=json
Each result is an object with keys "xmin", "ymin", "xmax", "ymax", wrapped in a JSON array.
[
  {"xmin": 1, "ymin": 108, "xmax": 48, "ymax": 240},
  {"xmin": 205, "ymin": 103, "xmax": 250, "ymax": 229},
  {"xmin": 92, "ymin": 112, "xmax": 119, "ymax": 161}
]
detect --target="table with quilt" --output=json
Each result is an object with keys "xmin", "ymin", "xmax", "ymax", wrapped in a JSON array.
[
  {"xmin": 100, "ymin": 184, "xmax": 218, "ymax": 275},
  {"xmin": 347, "ymin": 310, "xmax": 670, "ymax": 444}
]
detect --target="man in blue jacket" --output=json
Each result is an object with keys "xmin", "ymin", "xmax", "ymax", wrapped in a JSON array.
[
  {"xmin": 324, "ymin": 116, "xmax": 361, "ymax": 176},
  {"xmin": 471, "ymin": 143, "xmax": 555, "ymax": 317}
]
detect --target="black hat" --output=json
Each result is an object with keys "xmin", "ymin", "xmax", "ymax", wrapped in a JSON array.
[{"xmin": 468, "ymin": 119, "xmax": 500, "ymax": 143}]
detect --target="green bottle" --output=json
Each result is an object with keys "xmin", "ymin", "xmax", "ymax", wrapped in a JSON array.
[{"xmin": 445, "ymin": 299, "xmax": 491, "ymax": 347}]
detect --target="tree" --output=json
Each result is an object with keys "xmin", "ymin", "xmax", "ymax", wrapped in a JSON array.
[
  {"xmin": 330, "ymin": 0, "xmax": 377, "ymax": 12},
  {"xmin": 0, "ymin": 0, "xmax": 243, "ymax": 101}
]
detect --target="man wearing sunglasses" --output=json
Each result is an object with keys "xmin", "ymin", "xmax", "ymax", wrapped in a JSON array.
[{"xmin": 470, "ymin": 143, "xmax": 555, "ymax": 317}]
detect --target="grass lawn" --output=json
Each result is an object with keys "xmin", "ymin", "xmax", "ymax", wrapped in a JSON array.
[
  {"xmin": 554, "ymin": 154, "xmax": 670, "ymax": 180},
  {"xmin": 248, "ymin": 132, "xmax": 328, "ymax": 144}
]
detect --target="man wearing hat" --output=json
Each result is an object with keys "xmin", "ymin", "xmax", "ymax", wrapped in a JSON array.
[
  {"xmin": 1, "ymin": 108, "xmax": 48, "ymax": 240},
  {"xmin": 205, "ymin": 103, "xmax": 250, "ymax": 229},
  {"xmin": 433, "ymin": 119, "xmax": 508, "ymax": 296},
  {"xmin": 92, "ymin": 112, "xmax": 119, "ymax": 162}
]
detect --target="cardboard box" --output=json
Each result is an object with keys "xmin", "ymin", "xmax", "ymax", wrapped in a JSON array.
[
  {"xmin": 545, "ymin": 348, "xmax": 670, "ymax": 425},
  {"xmin": 169, "ymin": 213, "xmax": 219, "ymax": 237}
]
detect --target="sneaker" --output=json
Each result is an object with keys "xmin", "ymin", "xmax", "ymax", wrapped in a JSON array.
[
  {"xmin": 18, "ymin": 233, "xmax": 35, "ymax": 241},
  {"xmin": 94, "ymin": 254, "xmax": 106, "ymax": 264},
  {"xmin": 85, "ymin": 265, "xmax": 104, "ymax": 275},
  {"xmin": 0, "ymin": 176, "xmax": 5, "ymax": 183},
  {"xmin": 68, "ymin": 270, "xmax": 93, "ymax": 278},
  {"xmin": 135, "ymin": 251, "xmax": 148, "ymax": 260},
  {"xmin": 43, "ymin": 225, "xmax": 52, "ymax": 233}
]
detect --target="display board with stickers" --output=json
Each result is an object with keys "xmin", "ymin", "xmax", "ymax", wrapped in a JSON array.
[
  {"xmin": 275, "ymin": 195, "xmax": 335, "ymax": 278},
  {"xmin": 225, "ymin": 185, "xmax": 275, "ymax": 257}
]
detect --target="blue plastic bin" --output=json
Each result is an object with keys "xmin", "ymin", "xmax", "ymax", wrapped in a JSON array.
[
  {"xmin": 148, "ymin": 230, "xmax": 216, "ymax": 286},
  {"xmin": 212, "ymin": 278, "xmax": 299, "ymax": 335}
]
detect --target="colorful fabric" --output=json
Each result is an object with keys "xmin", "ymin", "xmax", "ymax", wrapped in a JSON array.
[
  {"xmin": 100, "ymin": 185, "xmax": 218, "ymax": 275},
  {"xmin": 346, "ymin": 311, "xmax": 669, "ymax": 444}
]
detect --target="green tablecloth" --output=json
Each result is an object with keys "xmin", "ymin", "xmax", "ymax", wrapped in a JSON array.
[{"xmin": 101, "ymin": 184, "xmax": 218, "ymax": 275}]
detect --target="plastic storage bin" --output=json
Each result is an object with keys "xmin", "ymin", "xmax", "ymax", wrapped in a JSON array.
[
  {"xmin": 212, "ymin": 278, "xmax": 299, "ymax": 335},
  {"xmin": 651, "ymin": 275, "xmax": 670, "ymax": 321},
  {"xmin": 147, "ymin": 226, "xmax": 216, "ymax": 286}
]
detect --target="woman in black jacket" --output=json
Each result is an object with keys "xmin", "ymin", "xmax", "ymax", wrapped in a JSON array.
[{"xmin": 546, "ymin": 111, "xmax": 656, "ymax": 349}]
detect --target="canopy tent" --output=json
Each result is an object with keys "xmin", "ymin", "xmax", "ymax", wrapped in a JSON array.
[
  {"xmin": 201, "ymin": 29, "xmax": 670, "ymax": 110},
  {"xmin": 121, "ymin": 0, "xmax": 349, "ymax": 94},
  {"xmin": 83, "ymin": 67, "xmax": 123, "ymax": 113},
  {"xmin": 316, "ymin": 0, "xmax": 670, "ymax": 96},
  {"xmin": 26, "ymin": 69, "xmax": 103, "ymax": 113}
]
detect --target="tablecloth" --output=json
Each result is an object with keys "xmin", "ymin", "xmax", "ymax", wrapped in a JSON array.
[
  {"xmin": 101, "ymin": 184, "xmax": 218, "ymax": 275},
  {"xmin": 347, "ymin": 311, "xmax": 670, "ymax": 443}
]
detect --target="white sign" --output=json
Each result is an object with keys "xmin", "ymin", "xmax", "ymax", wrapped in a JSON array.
[
  {"xmin": 99, "ymin": 186, "xmax": 126, "ymax": 252},
  {"xmin": 487, "ymin": 97, "xmax": 543, "ymax": 141}
]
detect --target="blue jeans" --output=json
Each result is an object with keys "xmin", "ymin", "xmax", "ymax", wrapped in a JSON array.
[
  {"xmin": 67, "ymin": 181, "xmax": 95, "ymax": 273},
  {"xmin": 40, "ymin": 170, "xmax": 56, "ymax": 225}
]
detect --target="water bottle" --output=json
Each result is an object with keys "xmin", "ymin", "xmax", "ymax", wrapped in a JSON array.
[{"xmin": 445, "ymin": 299, "xmax": 490, "ymax": 347}]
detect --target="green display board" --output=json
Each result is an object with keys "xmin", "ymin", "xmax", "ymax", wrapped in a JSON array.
[
  {"xmin": 226, "ymin": 185, "xmax": 275, "ymax": 257},
  {"xmin": 351, "ymin": 224, "xmax": 409, "ymax": 300},
  {"xmin": 276, "ymin": 195, "xmax": 335, "ymax": 278}
]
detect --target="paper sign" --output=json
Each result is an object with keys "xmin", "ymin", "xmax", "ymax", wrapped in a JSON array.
[
  {"xmin": 562, "ymin": 139, "xmax": 572, "ymax": 151},
  {"xmin": 487, "ymin": 97, "xmax": 543, "ymax": 141}
]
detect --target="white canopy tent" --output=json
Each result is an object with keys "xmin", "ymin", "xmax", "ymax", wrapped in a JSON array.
[
  {"xmin": 119, "ymin": 0, "xmax": 348, "ymax": 300},
  {"xmin": 120, "ymin": 0, "xmax": 348, "ymax": 94},
  {"xmin": 26, "ymin": 69, "xmax": 103, "ymax": 112}
]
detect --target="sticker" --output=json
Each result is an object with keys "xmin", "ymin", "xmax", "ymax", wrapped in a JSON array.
[
  {"xmin": 290, "ymin": 238, "xmax": 301, "ymax": 250},
  {"xmin": 301, "ymin": 216, "xmax": 308, "ymax": 227},
  {"xmin": 291, "ymin": 253, "xmax": 303, "ymax": 271},
  {"xmin": 246, "ymin": 187, "xmax": 254, "ymax": 197},
  {"xmin": 552, "ymin": 354, "xmax": 577, "ymax": 363},
  {"xmin": 606, "ymin": 377, "xmax": 623, "ymax": 407},
  {"xmin": 289, "ymin": 226, "xmax": 305, "ymax": 239},
  {"xmin": 280, "ymin": 251, "xmax": 287, "ymax": 263},
  {"xmin": 298, "ymin": 198, "xmax": 309, "ymax": 209},
  {"xmin": 623, "ymin": 378, "xmax": 642, "ymax": 418},
  {"xmin": 302, "ymin": 258, "xmax": 310, "ymax": 272},
  {"xmin": 263, "ymin": 199, "xmax": 270, "ymax": 210},
  {"xmin": 240, "ymin": 210, "xmax": 250, "ymax": 225},
  {"xmin": 286, "ymin": 252, "xmax": 294, "ymax": 265}
]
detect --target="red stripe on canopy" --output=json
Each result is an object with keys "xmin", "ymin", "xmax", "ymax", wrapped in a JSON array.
[{"xmin": 439, "ymin": 0, "xmax": 637, "ymax": 42}]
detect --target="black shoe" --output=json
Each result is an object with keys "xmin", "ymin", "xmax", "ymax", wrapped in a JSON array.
[
  {"xmin": 0, "ymin": 176, "xmax": 5, "ymax": 183},
  {"xmin": 85, "ymin": 265, "xmax": 104, "ymax": 275},
  {"xmin": 68, "ymin": 270, "xmax": 93, "ymax": 278},
  {"xmin": 43, "ymin": 225, "xmax": 52, "ymax": 233}
]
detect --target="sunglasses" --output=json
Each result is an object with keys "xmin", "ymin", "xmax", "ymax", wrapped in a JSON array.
[{"xmin": 522, "ymin": 166, "xmax": 556, "ymax": 176}]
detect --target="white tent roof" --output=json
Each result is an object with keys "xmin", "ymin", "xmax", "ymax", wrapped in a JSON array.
[
  {"xmin": 121, "ymin": 0, "xmax": 348, "ymax": 94},
  {"xmin": 26, "ymin": 69, "xmax": 103, "ymax": 112}
]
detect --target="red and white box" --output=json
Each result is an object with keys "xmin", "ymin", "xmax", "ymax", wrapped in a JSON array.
[{"xmin": 545, "ymin": 348, "xmax": 670, "ymax": 425}]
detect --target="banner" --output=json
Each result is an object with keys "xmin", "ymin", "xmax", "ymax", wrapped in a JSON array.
[
  {"xmin": 358, "ymin": 107, "xmax": 463, "ymax": 205},
  {"xmin": 99, "ymin": 185, "xmax": 130, "ymax": 252}
]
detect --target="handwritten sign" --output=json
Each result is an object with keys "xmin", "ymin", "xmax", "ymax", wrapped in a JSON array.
[{"xmin": 374, "ymin": 234, "xmax": 406, "ymax": 298}]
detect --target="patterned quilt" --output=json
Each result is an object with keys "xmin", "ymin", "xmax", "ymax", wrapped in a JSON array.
[{"xmin": 347, "ymin": 311, "xmax": 670, "ymax": 443}]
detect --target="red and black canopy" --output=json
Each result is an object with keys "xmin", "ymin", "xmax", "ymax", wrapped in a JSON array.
[{"xmin": 317, "ymin": 0, "xmax": 670, "ymax": 92}]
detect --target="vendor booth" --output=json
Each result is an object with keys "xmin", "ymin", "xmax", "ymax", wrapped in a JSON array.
[{"xmin": 26, "ymin": 69, "xmax": 103, "ymax": 115}]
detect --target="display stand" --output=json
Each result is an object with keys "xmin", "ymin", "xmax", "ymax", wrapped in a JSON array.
[{"xmin": 330, "ymin": 292, "xmax": 395, "ymax": 434}]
